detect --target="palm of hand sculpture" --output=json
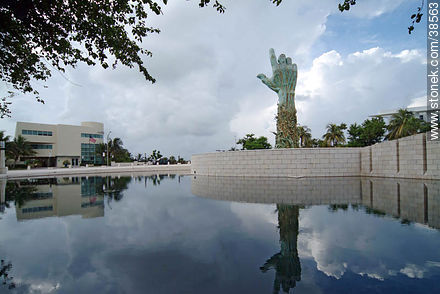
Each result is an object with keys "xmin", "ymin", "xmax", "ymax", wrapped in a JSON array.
[{"xmin": 257, "ymin": 48, "xmax": 297, "ymax": 108}]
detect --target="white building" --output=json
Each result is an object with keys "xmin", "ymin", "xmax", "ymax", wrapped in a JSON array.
[
  {"xmin": 15, "ymin": 121, "xmax": 104, "ymax": 167},
  {"xmin": 370, "ymin": 106, "xmax": 434, "ymax": 122}
]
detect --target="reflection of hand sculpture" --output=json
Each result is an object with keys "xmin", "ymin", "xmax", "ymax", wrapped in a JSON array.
[
  {"xmin": 1, "ymin": 259, "xmax": 16, "ymax": 290},
  {"xmin": 257, "ymin": 49, "xmax": 299, "ymax": 148},
  {"xmin": 257, "ymin": 49, "xmax": 297, "ymax": 108},
  {"xmin": 260, "ymin": 205, "xmax": 301, "ymax": 294}
]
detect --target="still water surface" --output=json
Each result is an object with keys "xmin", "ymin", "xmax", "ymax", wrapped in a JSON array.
[{"xmin": 0, "ymin": 174, "xmax": 439, "ymax": 294}]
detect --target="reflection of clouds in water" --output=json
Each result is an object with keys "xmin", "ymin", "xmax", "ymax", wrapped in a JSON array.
[
  {"xmin": 7, "ymin": 278, "xmax": 60, "ymax": 294},
  {"xmin": 298, "ymin": 206, "xmax": 440, "ymax": 281},
  {"xmin": 400, "ymin": 264, "xmax": 426, "ymax": 279},
  {"xmin": 0, "ymin": 177, "xmax": 277, "ymax": 293},
  {"xmin": 29, "ymin": 282, "xmax": 60, "ymax": 293},
  {"xmin": 229, "ymin": 202, "xmax": 278, "ymax": 234},
  {"xmin": 398, "ymin": 262, "xmax": 440, "ymax": 279},
  {"xmin": 2, "ymin": 176, "xmax": 440, "ymax": 293},
  {"xmin": 299, "ymin": 233, "xmax": 347, "ymax": 279},
  {"xmin": 358, "ymin": 272, "xmax": 385, "ymax": 281}
]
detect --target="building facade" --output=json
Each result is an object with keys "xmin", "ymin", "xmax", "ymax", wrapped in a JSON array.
[
  {"xmin": 370, "ymin": 106, "xmax": 436, "ymax": 122},
  {"xmin": 15, "ymin": 121, "xmax": 104, "ymax": 167}
]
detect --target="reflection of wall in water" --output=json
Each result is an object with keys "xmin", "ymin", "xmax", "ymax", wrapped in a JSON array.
[
  {"xmin": 15, "ymin": 177, "xmax": 104, "ymax": 221},
  {"xmin": 361, "ymin": 178, "xmax": 440, "ymax": 229},
  {"xmin": 192, "ymin": 176, "xmax": 440, "ymax": 229},
  {"xmin": 191, "ymin": 176, "xmax": 362, "ymax": 205}
]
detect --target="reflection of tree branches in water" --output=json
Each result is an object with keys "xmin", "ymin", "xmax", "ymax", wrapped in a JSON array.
[
  {"xmin": 261, "ymin": 205, "xmax": 301, "ymax": 294},
  {"xmin": 151, "ymin": 174, "xmax": 161, "ymax": 186},
  {"xmin": 5, "ymin": 182, "xmax": 38, "ymax": 208},
  {"xmin": 1, "ymin": 260, "xmax": 16, "ymax": 290},
  {"xmin": 328, "ymin": 204, "xmax": 414, "ymax": 226},
  {"xmin": 102, "ymin": 174, "xmax": 177, "ymax": 206},
  {"xmin": 146, "ymin": 174, "xmax": 181, "ymax": 186},
  {"xmin": 103, "ymin": 176, "xmax": 133, "ymax": 208}
]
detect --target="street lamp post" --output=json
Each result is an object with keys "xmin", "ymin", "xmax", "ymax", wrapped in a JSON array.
[
  {"xmin": 0, "ymin": 141, "xmax": 6, "ymax": 174},
  {"xmin": 106, "ymin": 131, "xmax": 111, "ymax": 167}
]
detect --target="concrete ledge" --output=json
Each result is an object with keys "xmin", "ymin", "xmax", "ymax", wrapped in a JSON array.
[{"xmin": 5, "ymin": 164, "xmax": 191, "ymax": 179}]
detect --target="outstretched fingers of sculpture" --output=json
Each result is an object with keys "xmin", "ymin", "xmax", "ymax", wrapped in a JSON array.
[
  {"xmin": 270, "ymin": 49, "xmax": 279, "ymax": 72},
  {"xmin": 257, "ymin": 73, "xmax": 267, "ymax": 81}
]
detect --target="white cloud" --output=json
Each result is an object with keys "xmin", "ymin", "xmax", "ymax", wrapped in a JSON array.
[
  {"xmin": 294, "ymin": 47, "xmax": 425, "ymax": 138},
  {"xmin": 408, "ymin": 96, "xmax": 427, "ymax": 107}
]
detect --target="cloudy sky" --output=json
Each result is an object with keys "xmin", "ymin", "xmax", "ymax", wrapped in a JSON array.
[{"xmin": 0, "ymin": 0, "xmax": 427, "ymax": 159}]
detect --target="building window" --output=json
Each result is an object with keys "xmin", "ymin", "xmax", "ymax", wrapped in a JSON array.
[
  {"xmin": 31, "ymin": 144, "xmax": 53, "ymax": 149},
  {"xmin": 81, "ymin": 143, "xmax": 102, "ymax": 164},
  {"xmin": 22, "ymin": 129, "xmax": 52, "ymax": 136},
  {"xmin": 31, "ymin": 192, "xmax": 53, "ymax": 199},
  {"xmin": 22, "ymin": 205, "xmax": 53, "ymax": 213},
  {"xmin": 81, "ymin": 200, "xmax": 104, "ymax": 208},
  {"xmin": 81, "ymin": 133, "xmax": 103, "ymax": 139}
]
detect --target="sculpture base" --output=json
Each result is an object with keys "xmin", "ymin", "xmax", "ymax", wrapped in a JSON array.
[{"xmin": 276, "ymin": 104, "xmax": 299, "ymax": 148}]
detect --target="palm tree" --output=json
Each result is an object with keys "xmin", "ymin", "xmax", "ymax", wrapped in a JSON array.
[
  {"xmin": 148, "ymin": 149, "xmax": 162, "ymax": 162},
  {"xmin": 323, "ymin": 123, "xmax": 346, "ymax": 147},
  {"xmin": 0, "ymin": 131, "xmax": 11, "ymax": 159},
  {"xmin": 0, "ymin": 131, "xmax": 10, "ymax": 142},
  {"xmin": 106, "ymin": 137, "xmax": 124, "ymax": 161},
  {"xmin": 108, "ymin": 138, "xmax": 123, "ymax": 154},
  {"xmin": 8, "ymin": 135, "xmax": 36, "ymax": 166},
  {"xmin": 386, "ymin": 109, "xmax": 421, "ymax": 140},
  {"xmin": 297, "ymin": 125, "xmax": 312, "ymax": 147}
]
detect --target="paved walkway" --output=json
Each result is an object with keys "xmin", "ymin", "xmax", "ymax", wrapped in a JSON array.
[{"xmin": 1, "ymin": 164, "xmax": 191, "ymax": 179}]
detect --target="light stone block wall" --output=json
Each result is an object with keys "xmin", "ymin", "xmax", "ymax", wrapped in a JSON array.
[
  {"xmin": 369, "ymin": 140, "xmax": 398, "ymax": 177},
  {"xmin": 426, "ymin": 135, "xmax": 440, "ymax": 178},
  {"xmin": 361, "ymin": 133, "xmax": 440, "ymax": 179},
  {"xmin": 360, "ymin": 147, "xmax": 371, "ymax": 175},
  {"xmin": 191, "ymin": 133, "xmax": 439, "ymax": 179},
  {"xmin": 191, "ymin": 148, "xmax": 361, "ymax": 177},
  {"xmin": 395, "ymin": 133, "xmax": 424, "ymax": 178}
]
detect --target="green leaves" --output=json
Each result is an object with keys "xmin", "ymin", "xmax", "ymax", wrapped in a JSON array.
[
  {"xmin": 271, "ymin": 0, "xmax": 283, "ymax": 7},
  {"xmin": 323, "ymin": 123, "xmax": 346, "ymax": 147},
  {"xmin": 347, "ymin": 117, "xmax": 386, "ymax": 147},
  {"xmin": 386, "ymin": 109, "xmax": 427, "ymax": 140},
  {"xmin": 236, "ymin": 134, "xmax": 272, "ymax": 150},
  {"xmin": 198, "ymin": 1, "xmax": 225, "ymax": 13},
  {"xmin": 408, "ymin": 5, "xmax": 424, "ymax": 34},
  {"xmin": 338, "ymin": 0, "xmax": 356, "ymax": 12}
]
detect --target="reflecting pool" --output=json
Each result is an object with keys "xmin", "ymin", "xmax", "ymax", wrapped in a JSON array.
[{"xmin": 0, "ymin": 175, "xmax": 439, "ymax": 293}]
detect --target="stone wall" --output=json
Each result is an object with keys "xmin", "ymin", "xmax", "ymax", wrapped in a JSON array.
[
  {"xmin": 191, "ymin": 148, "xmax": 361, "ymax": 177},
  {"xmin": 360, "ymin": 133, "xmax": 440, "ymax": 179},
  {"xmin": 191, "ymin": 133, "xmax": 439, "ymax": 179}
]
